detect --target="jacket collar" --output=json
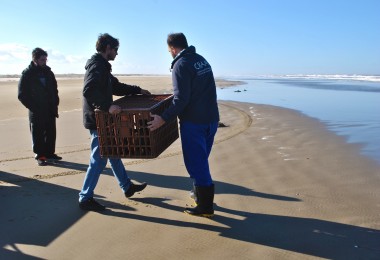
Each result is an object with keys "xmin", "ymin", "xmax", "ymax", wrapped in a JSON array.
[
  {"xmin": 170, "ymin": 45, "xmax": 196, "ymax": 70},
  {"xmin": 85, "ymin": 53, "xmax": 112, "ymax": 72},
  {"xmin": 28, "ymin": 61, "xmax": 51, "ymax": 73},
  {"xmin": 96, "ymin": 53, "xmax": 112, "ymax": 71}
]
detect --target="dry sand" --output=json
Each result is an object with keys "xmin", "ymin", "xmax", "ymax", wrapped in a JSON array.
[{"xmin": 0, "ymin": 76, "xmax": 379, "ymax": 259}]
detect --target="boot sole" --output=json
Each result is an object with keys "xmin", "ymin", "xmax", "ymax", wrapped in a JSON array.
[
  {"xmin": 184, "ymin": 210, "xmax": 214, "ymax": 218},
  {"xmin": 37, "ymin": 161, "xmax": 48, "ymax": 166}
]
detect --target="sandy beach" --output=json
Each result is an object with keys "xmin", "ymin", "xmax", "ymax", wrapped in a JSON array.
[{"xmin": 1, "ymin": 76, "xmax": 379, "ymax": 259}]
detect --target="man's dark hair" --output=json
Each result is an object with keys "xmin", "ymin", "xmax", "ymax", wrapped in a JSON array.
[
  {"xmin": 167, "ymin": 33, "xmax": 188, "ymax": 49},
  {"xmin": 32, "ymin": 48, "xmax": 48, "ymax": 60},
  {"xmin": 96, "ymin": 33, "xmax": 119, "ymax": 53}
]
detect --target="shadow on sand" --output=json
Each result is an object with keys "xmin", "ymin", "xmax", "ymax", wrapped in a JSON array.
[
  {"xmin": 0, "ymin": 171, "xmax": 85, "ymax": 259},
  {"xmin": 1, "ymin": 169, "xmax": 379, "ymax": 259}
]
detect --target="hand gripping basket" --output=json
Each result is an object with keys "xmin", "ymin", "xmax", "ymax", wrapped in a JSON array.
[{"xmin": 95, "ymin": 94, "xmax": 178, "ymax": 159}]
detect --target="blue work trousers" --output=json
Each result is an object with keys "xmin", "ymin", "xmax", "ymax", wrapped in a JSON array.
[{"xmin": 180, "ymin": 121, "xmax": 218, "ymax": 187}]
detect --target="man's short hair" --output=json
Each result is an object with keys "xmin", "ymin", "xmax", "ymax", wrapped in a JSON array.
[
  {"xmin": 32, "ymin": 48, "xmax": 48, "ymax": 60},
  {"xmin": 167, "ymin": 33, "xmax": 188, "ymax": 49},
  {"xmin": 96, "ymin": 33, "xmax": 119, "ymax": 53}
]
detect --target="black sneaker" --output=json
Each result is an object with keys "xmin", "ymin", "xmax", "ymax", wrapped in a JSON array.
[
  {"xmin": 124, "ymin": 182, "xmax": 147, "ymax": 198},
  {"xmin": 36, "ymin": 156, "xmax": 48, "ymax": 166},
  {"xmin": 47, "ymin": 154, "xmax": 62, "ymax": 162},
  {"xmin": 79, "ymin": 198, "xmax": 106, "ymax": 211}
]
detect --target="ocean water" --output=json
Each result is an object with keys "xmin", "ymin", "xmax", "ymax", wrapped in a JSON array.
[{"xmin": 217, "ymin": 76, "xmax": 380, "ymax": 164}]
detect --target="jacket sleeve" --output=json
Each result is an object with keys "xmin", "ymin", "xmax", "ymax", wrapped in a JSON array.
[
  {"xmin": 50, "ymin": 71, "xmax": 59, "ymax": 117},
  {"xmin": 51, "ymin": 72, "xmax": 59, "ymax": 106},
  {"xmin": 83, "ymin": 64, "xmax": 110, "ymax": 111},
  {"xmin": 18, "ymin": 71, "xmax": 36, "ymax": 112},
  {"xmin": 110, "ymin": 75, "xmax": 141, "ymax": 96},
  {"xmin": 161, "ymin": 61, "xmax": 192, "ymax": 122}
]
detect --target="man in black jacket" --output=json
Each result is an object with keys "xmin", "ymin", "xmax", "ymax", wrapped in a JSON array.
[
  {"xmin": 148, "ymin": 33, "xmax": 219, "ymax": 217},
  {"xmin": 79, "ymin": 33, "xmax": 150, "ymax": 211},
  {"xmin": 18, "ymin": 48, "xmax": 61, "ymax": 166}
]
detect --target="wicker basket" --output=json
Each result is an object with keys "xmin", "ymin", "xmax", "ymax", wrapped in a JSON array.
[{"xmin": 95, "ymin": 94, "xmax": 178, "ymax": 158}]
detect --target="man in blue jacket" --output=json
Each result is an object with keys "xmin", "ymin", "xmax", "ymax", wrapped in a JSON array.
[
  {"xmin": 18, "ymin": 48, "xmax": 61, "ymax": 166},
  {"xmin": 79, "ymin": 33, "xmax": 150, "ymax": 211},
  {"xmin": 148, "ymin": 33, "xmax": 219, "ymax": 217}
]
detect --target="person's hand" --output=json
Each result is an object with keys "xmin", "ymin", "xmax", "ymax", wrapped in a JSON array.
[
  {"xmin": 147, "ymin": 113, "xmax": 165, "ymax": 131},
  {"xmin": 140, "ymin": 89, "xmax": 151, "ymax": 95},
  {"xmin": 109, "ymin": 104, "xmax": 122, "ymax": 114}
]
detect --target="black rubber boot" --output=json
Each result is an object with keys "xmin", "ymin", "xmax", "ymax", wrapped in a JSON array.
[{"xmin": 184, "ymin": 184, "xmax": 214, "ymax": 218}]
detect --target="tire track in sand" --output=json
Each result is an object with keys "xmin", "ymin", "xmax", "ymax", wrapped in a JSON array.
[{"xmin": 1, "ymin": 102, "xmax": 253, "ymax": 182}]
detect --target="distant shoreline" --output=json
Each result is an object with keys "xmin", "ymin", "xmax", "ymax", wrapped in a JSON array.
[
  {"xmin": 0, "ymin": 74, "xmax": 246, "ymax": 88},
  {"xmin": 2, "ymin": 73, "xmax": 379, "ymax": 82}
]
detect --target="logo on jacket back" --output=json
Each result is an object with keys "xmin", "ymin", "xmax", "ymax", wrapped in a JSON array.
[
  {"xmin": 194, "ymin": 60, "xmax": 209, "ymax": 70},
  {"xmin": 194, "ymin": 60, "xmax": 211, "ymax": 76}
]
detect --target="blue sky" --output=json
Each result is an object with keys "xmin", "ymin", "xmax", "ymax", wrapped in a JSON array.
[{"xmin": 1, "ymin": 0, "xmax": 379, "ymax": 76}]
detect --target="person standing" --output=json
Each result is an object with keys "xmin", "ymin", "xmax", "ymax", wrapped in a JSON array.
[
  {"xmin": 148, "ymin": 33, "xmax": 219, "ymax": 217},
  {"xmin": 18, "ymin": 48, "xmax": 61, "ymax": 166},
  {"xmin": 79, "ymin": 33, "xmax": 150, "ymax": 211}
]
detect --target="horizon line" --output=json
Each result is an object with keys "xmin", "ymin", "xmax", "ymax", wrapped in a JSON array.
[{"xmin": 1, "ymin": 73, "xmax": 379, "ymax": 78}]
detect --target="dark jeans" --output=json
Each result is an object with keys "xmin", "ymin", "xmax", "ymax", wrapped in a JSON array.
[{"xmin": 29, "ymin": 112, "xmax": 56, "ymax": 157}]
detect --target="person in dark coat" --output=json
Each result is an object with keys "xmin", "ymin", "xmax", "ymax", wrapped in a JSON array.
[
  {"xmin": 79, "ymin": 33, "xmax": 151, "ymax": 211},
  {"xmin": 148, "ymin": 33, "xmax": 219, "ymax": 217},
  {"xmin": 18, "ymin": 48, "xmax": 61, "ymax": 166}
]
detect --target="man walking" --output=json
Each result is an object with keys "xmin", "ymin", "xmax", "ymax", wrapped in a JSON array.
[
  {"xmin": 79, "ymin": 33, "xmax": 150, "ymax": 211},
  {"xmin": 148, "ymin": 33, "xmax": 219, "ymax": 217},
  {"xmin": 18, "ymin": 48, "xmax": 61, "ymax": 166}
]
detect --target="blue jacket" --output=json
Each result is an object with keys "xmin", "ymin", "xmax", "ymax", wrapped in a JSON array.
[{"xmin": 161, "ymin": 46, "xmax": 219, "ymax": 124}]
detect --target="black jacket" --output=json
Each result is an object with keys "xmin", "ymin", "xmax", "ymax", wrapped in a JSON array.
[
  {"xmin": 161, "ymin": 46, "xmax": 219, "ymax": 124},
  {"xmin": 18, "ymin": 62, "xmax": 59, "ymax": 118},
  {"xmin": 82, "ymin": 53, "xmax": 142, "ymax": 130}
]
